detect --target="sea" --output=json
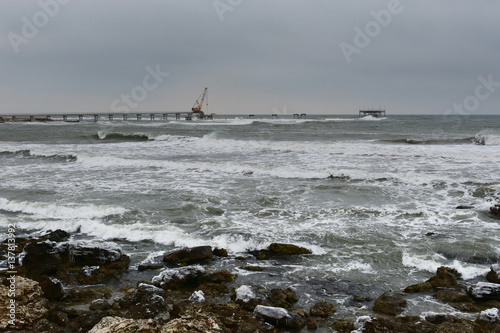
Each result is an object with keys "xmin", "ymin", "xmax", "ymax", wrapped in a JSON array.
[{"xmin": 1, "ymin": 114, "xmax": 499, "ymax": 321}]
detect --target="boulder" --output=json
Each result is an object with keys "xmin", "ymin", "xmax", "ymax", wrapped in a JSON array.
[
  {"xmin": 268, "ymin": 288, "xmax": 299, "ymax": 308},
  {"xmin": 253, "ymin": 305, "xmax": 306, "ymax": 329},
  {"xmin": 21, "ymin": 241, "xmax": 68, "ymax": 276},
  {"xmin": 486, "ymin": 264, "xmax": 500, "ymax": 283},
  {"xmin": 40, "ymin": 229, "xmax": 71, "ymax": 243},
  {"xmin": 490, "ymin": 204, "xmax": 500, "ymax": 216},
  {"xmin": 373, "ymin": 291, "xmax": 407, "ymax": 316},
  {"xmin": 0, "ymin": 276, "xmax": 49, "ymax": 331},
  {"xmin": 68, "ymin": 241, "xmax": 125, "ymax": 266},
  {"xmin": 119, "ymin": 283, "xmax": 169, "ymax": 320},
  {"xmin": 152, "ymin": 265, "xmax": 205, "ymax": 289},
  {"xmin": 269, "ymin": 243, "xmax": 312, "ymax": 255},
  {"xmin": 163, "ymin": 246, "xmax": 213, "ymax": 265},
  {"xmin": 427, "ymin": 266, "xmax": 461, "ymax": 290},
  {"xmin": 468, "ymin": 282, "xmax": 500, "ymax": 300},
  {"xmin": 309, "ymin": 300, "xmax": 336, "ymax": 317},
  {"xmin": 404, "ymin": 281, "xmax": 433, "ymax": 293}
]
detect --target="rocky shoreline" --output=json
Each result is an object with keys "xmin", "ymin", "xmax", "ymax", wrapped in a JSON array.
[{"xmin": 1, "ymin": 228, "xmax": 500, "ymax": 332}]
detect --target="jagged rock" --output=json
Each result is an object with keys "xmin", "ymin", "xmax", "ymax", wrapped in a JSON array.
[
  {"xmin": 88, "ymin": 316, "xmax": 159, "ymax": 333},
  {"xmin": 269, "ymin": 243, "xmax": 312, "ymax": 255},
  {"xmin": 372, "ymin": 291, "xmax": 407, "ymax": 316},
  {"xmin": 254, "ymin": 305, "xmax": 306, "ymax": 329},
  {"xmin": 404, "ymin": 281, "xmax": 434, "ymax": 293},
  {"xmin": 90, "ymin": 299, "xmax": 112, "ymax": 311},
  {"xmin": 47, "ymin": 310, "xmax": 69, "ymax": 327},
  {"xmin": 124, "ymin": 283, "xmax": 168, "ymax": 319},
  {"xmin": 331, "ymin": 317, "xmax": 356, "ymax": 332},
  {"xmin": 428, "ymin": 266, "xmax": 462, "ymax": 290},
  {"xmin": 435, "ymin": 289, "xmax": 472, "ymax": 303},
  {"xmin": 20, "ymin": 240, "xmax": 130, "ymax": 285},
  {"xmin": 490, "ymin": 204, "xmax": 500, "ymax": 216},
  {"xmin": 363, "ymin": 316, "xmax": 478, "ymax": 333},
  {"xmin": 268, "ymin": 288, "xmax": 299, "ymax": 308},
  {"xmin": 62, "ymin": 286, "xmax": 113, "ymax": 304},
  {"xmin": 213, "ymin": 248, "xmax": 228, "ymax": 257},
  {"xmin": 0, "ymin": 276, "xmax": 49, "ymax": 331},
  {"xmin": 486, "ymin": 264, "xmax": 500, "ymax": 283},
  {"xmin": 310, "ymin": 300, "xmax": 337, "ymax": 317},
  {"xmin": 152, "ymin": 265, "xmax": 205, "ymax": 289},
  {"xmin": 468, "ymin": 282, "xmax": 500, "ymax": 300},
  {"xmin": 38, "ymin": 276, "xmax": 64, "ymax": 300},
  {"xmin": 189, "ymin": 290, "xmax": 205, "ymax": 302},
  {"xmin": 137, "ymin": 263, "xmax": 163, "ymax": 271},
  {"xmin": 478, "ymin": 308, "xmax": 500, "ymax": 323},
  {"xmin": 241, "ymin": 265, "xmax": 264, "ymax": 271},
  {"xmin": 41, "ymin": 229, "xmax": 71, "ymax": 243},
  {"xmin": 163, "ymin": 246, "xmax": 213, "ymax": 265}
]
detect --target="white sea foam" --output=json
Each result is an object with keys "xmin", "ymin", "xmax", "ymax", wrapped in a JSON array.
[
  {"xmin": 474, "ymin": 130, "xmax": 500, "ymax": 146},
  {"xmin": 0, "ymin": 197, "xmax": 127, "ymax": 219}
]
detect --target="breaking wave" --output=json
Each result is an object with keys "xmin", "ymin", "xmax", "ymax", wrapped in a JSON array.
[{"xmin": 473, "ymin": 130, "xmax": 500, "ymax": 146}]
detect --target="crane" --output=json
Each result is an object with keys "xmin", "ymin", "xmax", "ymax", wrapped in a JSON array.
[{"xmin": 191, "ymin": 87, "xmax": 208, "ymax": 115}]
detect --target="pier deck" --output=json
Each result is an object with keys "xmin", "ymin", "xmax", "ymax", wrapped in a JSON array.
[{"xmin": 0, "ymin": 111, "xmax": 216, "ymax": 123}]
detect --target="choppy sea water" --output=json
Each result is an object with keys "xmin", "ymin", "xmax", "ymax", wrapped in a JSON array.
[{"xmin": 1, "ymin": 114, "xmax": 499, "ymax": 320}]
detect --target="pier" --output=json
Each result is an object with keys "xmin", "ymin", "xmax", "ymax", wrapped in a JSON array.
[
  {"xmin": 0, "ymin": 111, "xmax": 216, "ymax": 123},
  {"xmin": 359, "ymin": 109, "xmax": 386, "ymax": 118}
]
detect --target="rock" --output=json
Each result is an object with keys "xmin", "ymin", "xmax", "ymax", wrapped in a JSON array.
[
  {"xmin": 235, "ymin": 285, "xmax": 256, "ymax": 303},
  {"xmin": 468, "ymin": 282, "xmax": 500, "ymax": 300},
  {"xmin": 428, "ymin": 266, "xmax": 462, "ymax": 290},
  {"xmin": 435, "ymin": 289, "xmax": 472, "ymax": 303},
  {"xmin": 404, "ymin": 281, "xmax": 434, "ymax": 293},
  {"xmin": 62, "ymin": 286, "xmax": 113, "ymax": 304},
  {"xmin": 90, "ymin": 299, "xmax": 112, "ymax": 311},
  {"xmin": 213, "ymin": 248, "xmax": 228, "ymax": 257},
  {"xmin": 456, "ymin": 205, "xmax": 474, "ymax": 209},
  {"xmin": 88, "ymin": 316, "xmax": 159, "ymax": 333},
  {"xmin": 254, "ymin": 305, "xmax": 306, "ymax": 329},
  {"xmin": 362, "ymin": 316, "xmax": 476, "ymax": 333},
  {"xmin": 68, "ymin": 240, "xmax": 125, "ymax": 266},
  {"xmin": 268, "ymin": 288, "xmax": 299, "ymax": 308},
  {"xmin": 163, "ymin": 246, "xmax": 213, "ymax": 265},
  {"xmin": 47, "ymin": 310, "xmax": 69, "ymax": 327},
  {"xmin": 310, "ymin": 300, "xmax": 337, "ymax": 317},
  {"xmin": 152, "ymin": 265, "xmax": 205, "ymax": 289},
  {"xmin": 0, "ymin": 276, "xmax": 49, "ymax": 331},
  {"xmin": 490, "ymin": 204, "xmax": 500, "ymax": 216},
  {"xmin": 241, "ymin": 265, "xmax": 264, "ymax": 271},
  {"xmin": 38, "ymin": 276, "xmax": 64, "ymax": 300},
  {"xmin": 137, "ymin": 263, "xmax": 164, "ymax": 271},
  {"xmin": 41, "ymin": 229, "xmax": 71, "ymax": 242},
  {"xmin": 189, "ymin": 290, "xmax": 205, "ymax": 302},
  {"xmin": 125, "ymin": 283, "xmax": 168, "ymax": 319},
  {"xmin": 21, "ymin": 241, "xmax": 68, "ymax": 276},
  {"xmin": 373, "ymin": 291, "xmax": 407, "ymax": 316},
  {"xmin": 486, "ymin": 264, "xmax": 500, "ymax": 283},
  {"xmin": 331, "ymin": 317, "xmax": 356, "ymax": 332},
  {"xmin": 269, "ymin": 243, "xmax": 312, "ymax": 255}
]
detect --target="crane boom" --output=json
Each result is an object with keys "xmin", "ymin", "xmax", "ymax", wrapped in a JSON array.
[{"xmin": 191, "ymin": 87, "xmax": 208, "ymax": 113}]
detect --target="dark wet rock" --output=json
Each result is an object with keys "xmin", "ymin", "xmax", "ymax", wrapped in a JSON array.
[
  {"xmin": 20, "ymin": 240, "xmax": 129, "ymax": 285},
  {"xmin": 88, "ymin": 316, "xmax": 160, "ymax": 333},
  {"xmin": 468, "ymin": 282, "xmax": 500, "ymax": 300},
  {"xmin": 90, "ymin": 299, "xmax": 112, "ymax": 311},
  {"xmin": 254, "ymin": 305, "xmax": 306, "ymax": 329},
  {"xmin": 213, "ymin": 247, "xmax": 228, "ymax": 257},
  {"xmin": 38, "ymin": 275, "xmax": 64, "ymax": 300},
  {"xmin": 0, "ymin": 276, "xmax": 50, "ymax": 331},
  {"xmin": 163, "ymin": 246, "xmax": 213, "ymax": 265},
  {"xmin": 268, "ymin": 288, "xmax": 299, "ymax": 309},
  {"xmin": 372, "ymin": 291, "xmax": 407, "ymax": 316},
  {"xmin": 137, "ymin": 263, "xmax": 163, "ymax": 271},
  {"xmin": 241, "ymin": 265, "xmax": 264, "ymax": 271},
  {"xmin": 456, "ymin": 205, "xmax": 475, "ymax": 209},
  {"xmin": 21, "ymin": 241, "xmax": 68, "ymax": 276},
  {"xmin": 310, "ymin": 300, "xmax": 337, "ymax": 318},
  {"xmin": 47, "ymin": 310, "xmax": 69, "ymax": 327},
  {"xmin": 331, "ymin": 317, "xmax": 355, "ymax": 332},
  {"xmin": 363, "ymin": 316, "xmax": 479, "ymax": 333},
  {"xmin": 486, "ymin": 264, "xmax": 500, "ymax": 283},
  {"xmin": 428, "ymin": 266, "xmax": 462, "ymax": 290},
  {"xmin": 62, "ymin": 286, "xmax": 113, "ymax": 304},
  {"xmin": 65, "ymin": 310, "xmax": 110, "ymax": 333},
  {"xmin": 41, "ymin": 229, "xmax": 71, "ymax": 242},
  {"xmin": 490, "ymin": 204, "xmax": 500, "ymax": 216},
  {"xmin": 404, "ymin": 281, "xmax": 434, "ymax": 293},
  {"xmin": 200, "ymin": 269, "xmax": 237, "ymax": 284},
  {"xmin": 152, "ymin": 265, "xmax": 205, "ymax": 289},
  {"xmin": 435, "ymin": 289, "xmax": 473, "ymax": 303},
  {"xmin": 125, "ymin": 283, "xmax": 168, "ymax": 319},
  {"xmin": 269, "ymin": 243, "xmax": 312, "ymax": 255},
  {"xmin": 34, "ymin": 318, "xmax": 64, "ymax": 333}
]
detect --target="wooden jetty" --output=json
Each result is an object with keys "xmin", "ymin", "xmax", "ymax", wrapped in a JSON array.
[{"xmin": 0, "ymin": 111, "xmax": 216, "ymax": 123}]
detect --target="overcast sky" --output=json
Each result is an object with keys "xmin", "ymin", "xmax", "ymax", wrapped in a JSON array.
[{"xmin": 1, "ymin": 0, "xmax": 499, "ymax": 115}]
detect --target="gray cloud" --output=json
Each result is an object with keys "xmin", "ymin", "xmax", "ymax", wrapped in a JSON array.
[{"xmin": 1, "ymin": 0, "xmax": 499, "ymax": 115}]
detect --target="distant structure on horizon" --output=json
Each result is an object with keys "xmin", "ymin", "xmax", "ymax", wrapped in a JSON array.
[{"xmin": 359, "ymin": 109, "xmax": 386, "ymax": 118}]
